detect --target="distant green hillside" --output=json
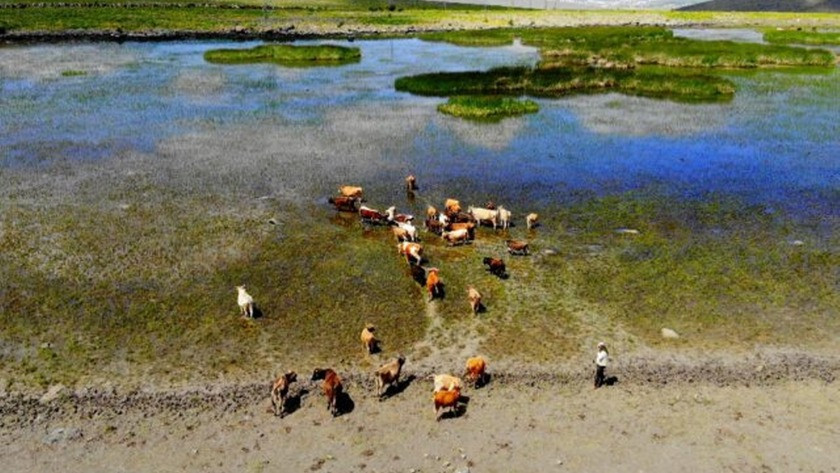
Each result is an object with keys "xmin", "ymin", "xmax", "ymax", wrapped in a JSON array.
[{"xmin": 680, "ymin": 0, "xmax": 840, "ymax": 12}]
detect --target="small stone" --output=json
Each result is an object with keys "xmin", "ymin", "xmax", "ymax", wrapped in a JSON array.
[
  {"xmin": 556, "ymin": 459, "xmax": 564, "ymax": 465},
  {"xmin": 268, "ymin": 218, "xmax": 279, "ymax": 225},
  {"xmin": 443, "ymin": 461, "xmax": 451, "ymax": 467},
  {"xmin": 461, "ymin": 454, "xmax": 467, "ymax": 459},
  {"xmin": 40, "ymin": 384, "xmax": 66, "ymax": 404},
  {"xmin": 615, "ymin": 228, "xmax": 640, "ymax": 235},
  {"xmin": 661, "ymin": 328, "xmax": 680, "ymax": 339},
  {"xmin": 42, "ymin": 427, "xmax": 83, "ymax": 445},
  {"xmin": 790, "ymin": 240, "xmax": 804, "ymax": 246}
]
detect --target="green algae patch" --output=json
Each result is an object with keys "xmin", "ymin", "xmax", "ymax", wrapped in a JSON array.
[
  {"xmin": 438, "ymin": 96, "xmax": 539, "ymax": 120},
  {"xmin": 204, "ymin": 44, "xmax": 361, "ymax": 67},
  {"xmin": 764, "ymin": 29, "xmax": 840, "ymax": 45},
  {"xmin": 396, "ymin": 66, "xmax": 735, "ymax": 104}
]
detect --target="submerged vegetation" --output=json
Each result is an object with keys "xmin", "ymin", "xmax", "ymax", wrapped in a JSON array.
[
  {"xmin": 204, "ymin": 44, "xmax": 361, "ymax": 66},
  {"xmin": 437, "ymin": 96, "xmax": 539, "ymax": 120},
  {"xmin": 764, "ymin": 29, "xmax": 840, "ymax": 45}
]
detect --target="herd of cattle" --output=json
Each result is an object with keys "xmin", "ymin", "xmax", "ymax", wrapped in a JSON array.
[{"xmin": 243, "ymin": 176, "xmax": 539, "ymax": 421}]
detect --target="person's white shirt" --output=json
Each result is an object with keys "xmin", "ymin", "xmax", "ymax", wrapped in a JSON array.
[{"xmin": 596, "ymin": 350, "xmax": 608, "ymax": 367}]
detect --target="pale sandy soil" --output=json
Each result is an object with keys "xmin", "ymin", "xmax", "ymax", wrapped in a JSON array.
[{"xmin": 3, "ymin": 355, "xmax": 839, "ymax": 473}]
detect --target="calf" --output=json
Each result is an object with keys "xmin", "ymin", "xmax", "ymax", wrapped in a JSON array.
[
  {"xmin": 311, "ymin": 368, "xmax": 343, "ymax": 417},
  {"xmin": 442, "ymin": 228, "xmax": 470, "ymax": 246},
  {"xmin": 236, "ymin": 285, "xmax": 255, "ymax": 318},
  {"xmin": 464, "ymin": 356, "xmax": 487, "ymax": 388},
  {"xmin": 526, "ymin": 213, "xmax": 539, "ymax": 230},
  {"xmin": 339, "ymin": 185, "xmax": 363, "ymax": 198},
  {"xmin": 375, "ymin": 355, "xmax": 406, "ymax": 399},
  {"xmin": 328, "ymin": 196, "xmax": 360, "ymax": 212},
  {"xmin": 270, "ymin": 371, "xmax": 297, "ymax": 418},
  {"xmin": 397, "ymin": 242, "xmax": 423, "ymax": 265},
  {"xmin": 434, "ymin": 387, "xmax": 462, "ymax": 421},
  {"xmin": 426, "ymin": 206, "xmax": 438, "ymax": 219},
  {"xmin": 506, "ymin": 239, "xmax": 529, "ymax": 256},
  {"xmin": 426, "ymin": 267, "xmax": 441, "ymax": 301},
  {"xmin": 467, "ymin": 286, "xmax": 482, "ymax": 314},
  {"xmin": 360, "ymin": 324, "xmax": 378, "ymax": 354},
  {"xmin": 482, "ymin": 257, "xmax": 506, "ymax": 278}
]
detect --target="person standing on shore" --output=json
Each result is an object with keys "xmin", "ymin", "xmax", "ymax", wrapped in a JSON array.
[{"xmin": 594, "ymin": 342, "xmax": 609, "ymax": 389}]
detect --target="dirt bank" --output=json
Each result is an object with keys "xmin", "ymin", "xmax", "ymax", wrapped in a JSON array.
[{"xmin": 2, "ymin": 356, "xmax": 838, "ymax": 473}]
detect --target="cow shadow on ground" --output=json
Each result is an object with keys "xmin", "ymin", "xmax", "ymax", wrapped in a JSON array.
[
  {"xmin": 334, "ymin": 391, "xmax": 355, "ymax": 416},
  {"xmin": 281, "ymin": 387, "xmax": 309, "ymax": 417},
  {"xmin": 473, "ymin": 373, "xmax": 491, "ymax": 389},
  {"xmin": 605, "ymin": 376, "xmax": 619, "ymax": 386},
  {"xmin": 438, "ymin": 395, "xmax": 470, "ymax": 420},
  {"xmin": 381, "ymin": 374, "xmax": 416, "ymax": 400}
]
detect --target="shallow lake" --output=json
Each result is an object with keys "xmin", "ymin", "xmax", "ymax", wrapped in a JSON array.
[{"xmin": 1, "ymin": 38, "xmax": 838, "ymax": 220}]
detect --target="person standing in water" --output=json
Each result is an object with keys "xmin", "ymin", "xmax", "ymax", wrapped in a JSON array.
[{"xmin": 594, "ymin": 342, "xmax": 609, "ymax": 389}]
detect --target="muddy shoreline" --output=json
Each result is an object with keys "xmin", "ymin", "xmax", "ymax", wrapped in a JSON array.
[{"xmin": 3, "ymin": 352, "xmax": 836, "ymax": 428}]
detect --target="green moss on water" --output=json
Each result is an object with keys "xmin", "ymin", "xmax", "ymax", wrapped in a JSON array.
[
  {"xmin": 60, "ymin": 69, "xmax": 87, "ymax": 77},
  {"xmin": 764, "ymin": 29, "xmax": 840, "ymax": 45},
  {"xmin": 437, "ymin": 96, "xmax": 539, "ymax": 120},
  {"xmin": 204, "ymin": 44, "xmax": 361, "ymax": 66}
]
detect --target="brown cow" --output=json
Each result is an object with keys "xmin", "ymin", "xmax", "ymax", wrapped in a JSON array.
[
  {"xmin": 405, "ymin": 175, "xmax": 417, "ymax": 191},
  {"xmin": 360, "ymin": 324, "xmax": 378, "ymax": 354},
  {"xmin": 434, "ymin": 387, "xmax": 461, "ymax": 421},
  {"xmin": 442, "ymin": 228, "xmax": 470, "ymax": 246},
  {"xmin": 444, "ymin": 198, "xmax": 461, "ymax": 215},
  {"xmin": 506, "ymin": 239, "xmax": 529, "ymax": 256},
  {"xmin": 464, "ymin": 356, "xmax": 487, "ymax": 388},
  {"xmin": 270, "ymin": 371, "xmax": 298, "ymax": 418},
  {"xmin": 397, "ymin": 242, "xmax": 423, "ymax": 265},
  {"xmin": 328, "ymin": 196, "xmax": 361, "ymax": 212},
  {"xmin": 482, "ymin": 257, "xmax": 506, "ymax": 278},
  {"xmin": 467, "ymin": 286, "xmax": 482, "ymax": 314},
  {"xmin": 339, "ymin": 186, "xmax": 364, "ymax": 198},
  {"xmin": 311, "ymin": 368, "xmax": 343, "ymax": 417},
  {"xmin": 448, "ymin": 221, "xmax": 476, "ymax": 240},
  {"xmin": 359, "ymin": 205, "xmax": 389, "ymax": 225},
  {"xmin": 375, "ymin": 355, "xmax": 406, "ymax": 399},
  {"xmin": 426, "ymin": 267, "xmax": 441, "ymax": 301}
]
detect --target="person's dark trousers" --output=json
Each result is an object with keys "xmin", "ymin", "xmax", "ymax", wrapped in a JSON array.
[{"xmin": 594, "ymin": 366, "xmax": 606, "ymax": 388}]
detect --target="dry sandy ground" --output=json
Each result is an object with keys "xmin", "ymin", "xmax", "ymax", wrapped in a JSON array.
[{"xmin": 3, "ymin": 356, "xmax": 839, "ymax": 473}]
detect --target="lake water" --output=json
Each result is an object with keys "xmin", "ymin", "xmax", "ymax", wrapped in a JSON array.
[{"xmin": 0, "ymin": 38, "xmax": 838, "ymax": 220}]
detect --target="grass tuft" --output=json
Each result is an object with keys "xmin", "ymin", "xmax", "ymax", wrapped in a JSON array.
[
  {"xmin": 437, "ymin": 95, "xmax": 539, "ymax": 120},
  {"xmin": 204, "ymin": 44, "xmax": 361, "ymax": 66},
  {"xmin": 764, "ymin": 29, "xmax": 840, "ymax": 45}
]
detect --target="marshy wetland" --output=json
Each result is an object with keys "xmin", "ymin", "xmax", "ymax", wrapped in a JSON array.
[{"xmin": 0, "ymin": 30, "xmax": 838, "ymax": 396}]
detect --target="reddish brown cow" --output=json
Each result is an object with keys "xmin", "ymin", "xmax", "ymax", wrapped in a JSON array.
[
  {"xmin": 359, "ymin": 206, "xmax": 388, "ymax": 225},
  {"xmin": 434, "ymin": 387, "xmax": 461, "ymax": 421},
  {"xmin": 311, "ymin": 368, "xmax": 343, "ymax": 417},
  {"xmin": 426, "ymin": 267, "xmax": 441, "ymax": 301},
  {"xmin": 482, "ymin": 257, "xmax": 506, "ymax": 277},
  {"xmin": 464, "ymin": 356, "xmax": 487, "ymax": 388},
  {"xmin": 328, "ymin": 196, "xmax": 360, "ymax": 212}
]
